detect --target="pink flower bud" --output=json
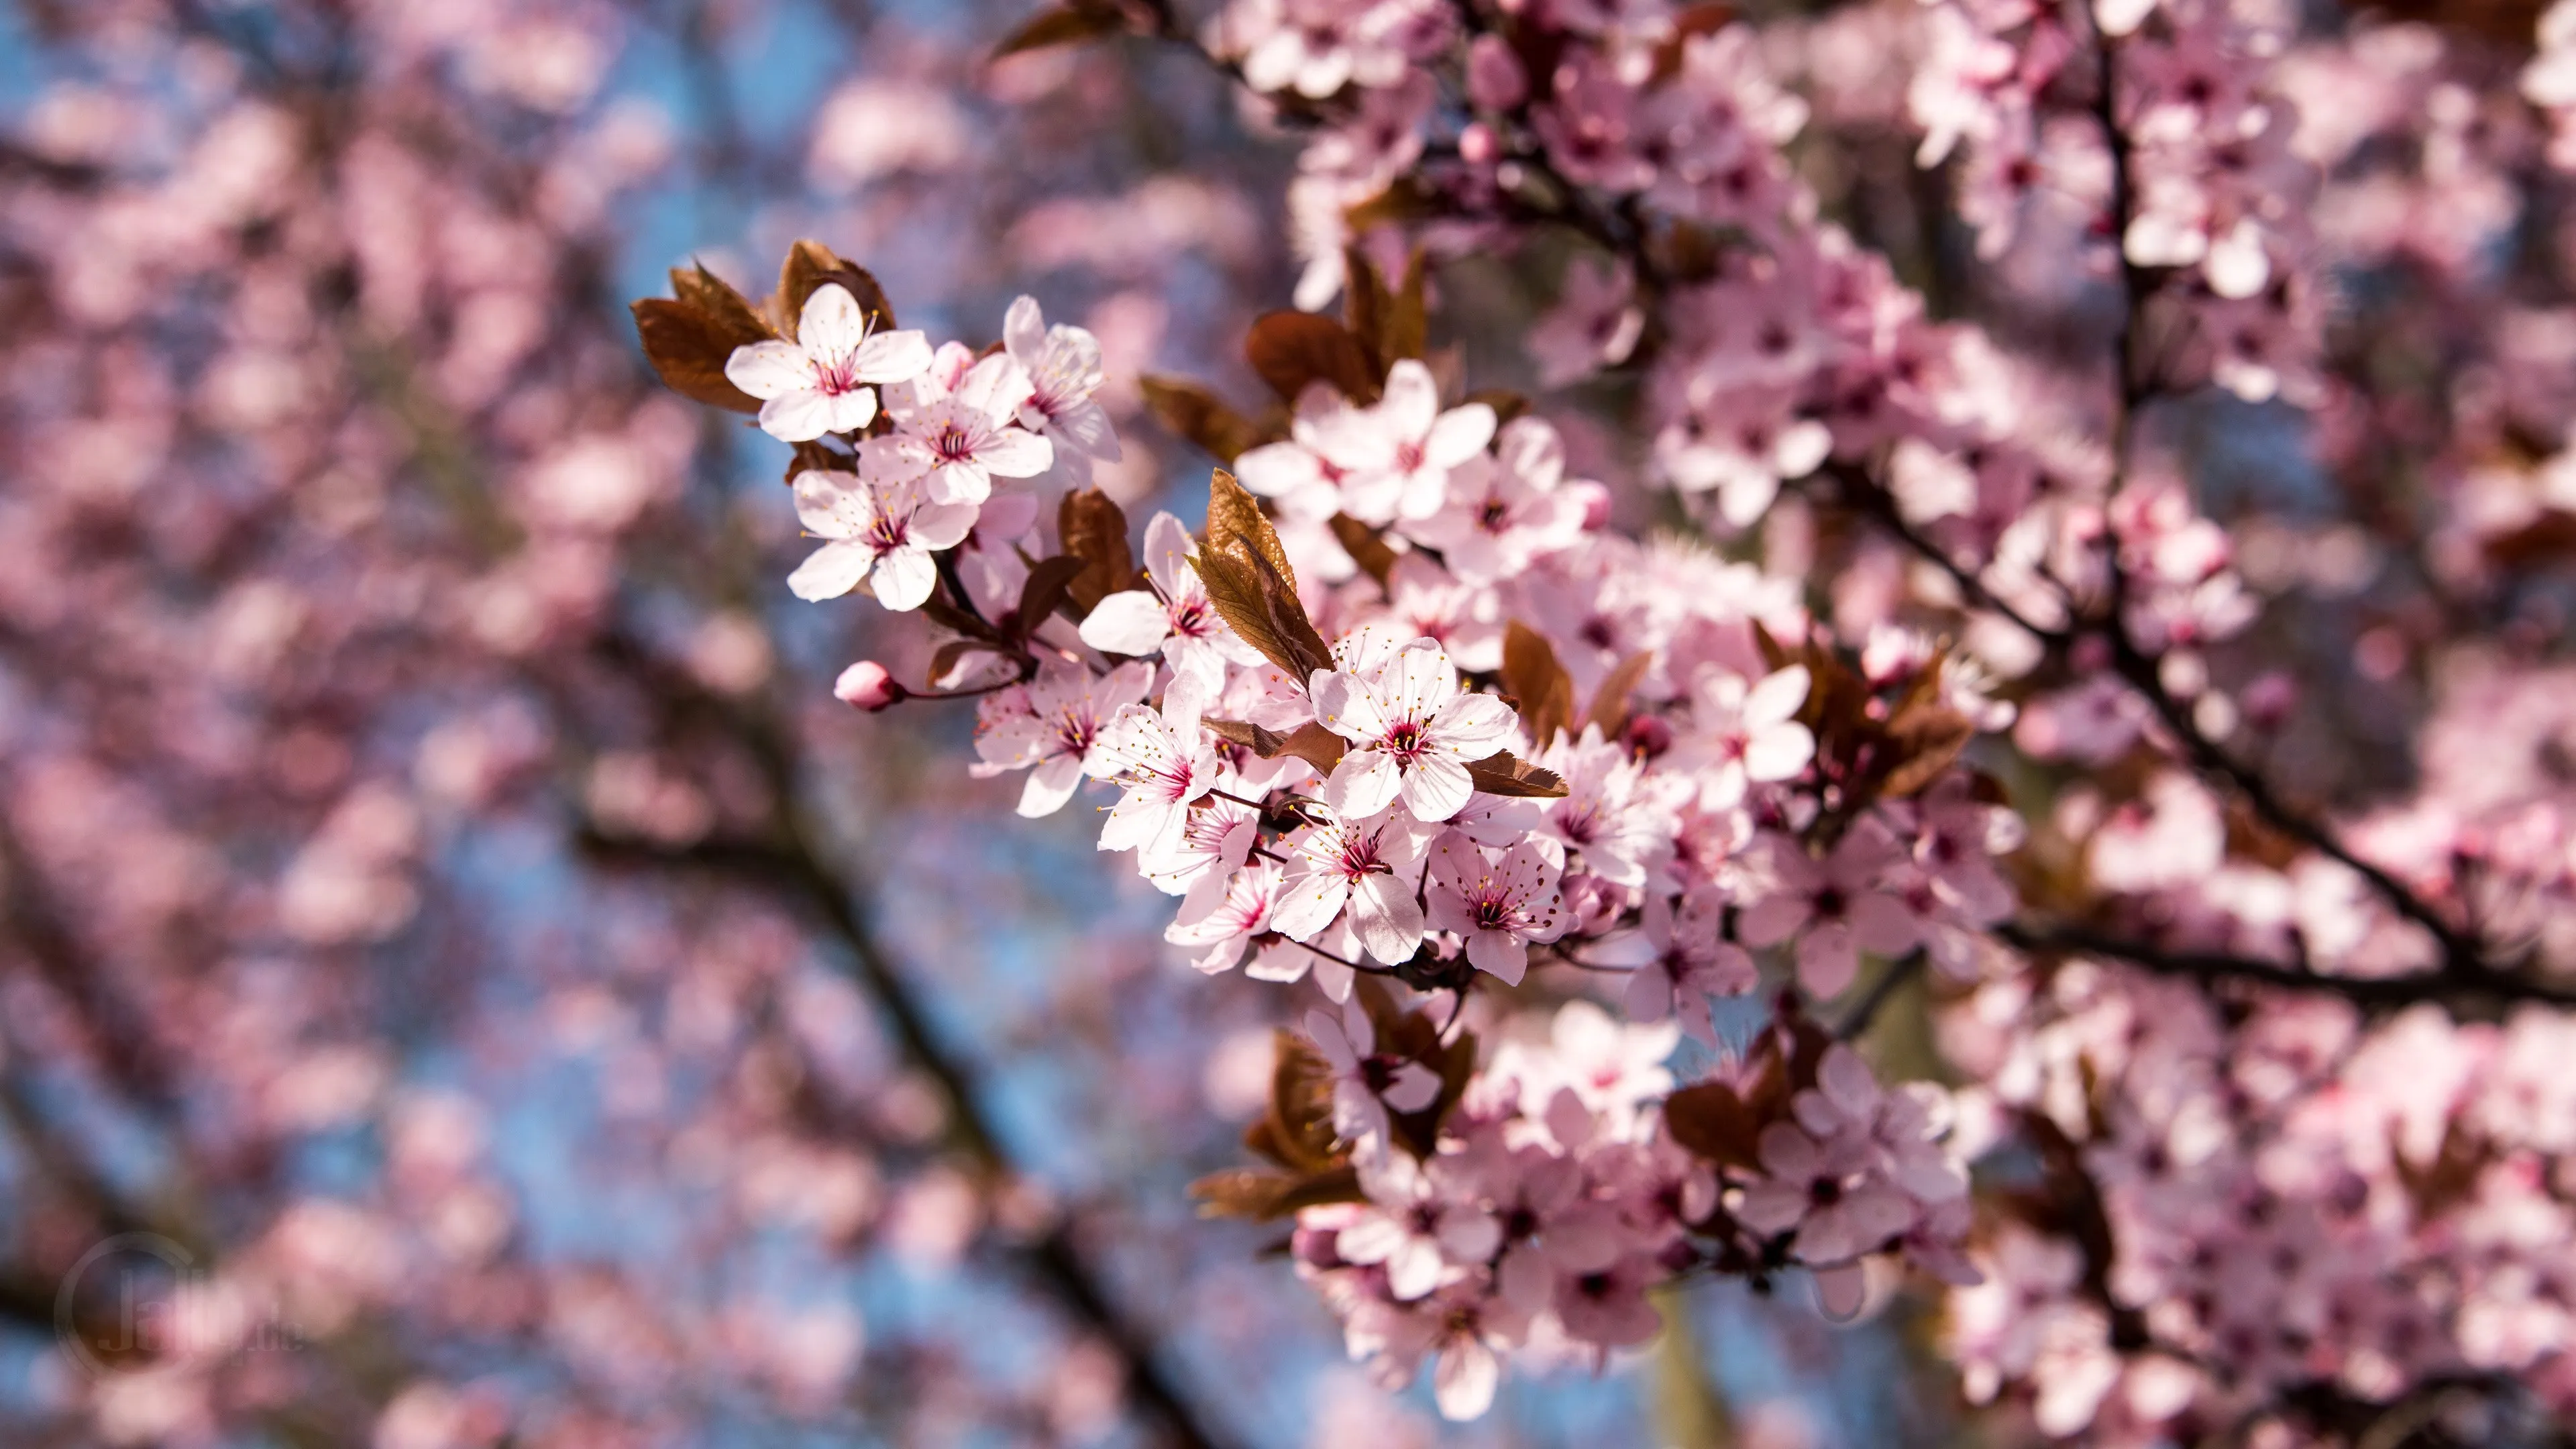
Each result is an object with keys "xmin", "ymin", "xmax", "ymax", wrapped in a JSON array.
[
  {"xmin": 1459, "ymin": 121, "xmax": 1500, "ymax": 166},
  {"xmin": 833, "ymin": 660, "xmax": 904, "ymax": 712}
]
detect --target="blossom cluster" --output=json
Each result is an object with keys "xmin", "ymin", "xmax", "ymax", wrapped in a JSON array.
[
  {"xmin": 629, "ymin": 244, "xmax": 2023, "ymax": 1415},
  {"xmin": 615, "ymin": 0, "xmax": 2576, "ymax": 1436},
  {"xmin": 1291, "ymin": 1000, "xmax": 1975, "ymax": 1420},
  {"xmin": 1913, "ymin": 0, "xmax": 2322, "ymax": 405},
  {"xmin": 1944, "ymin": 968, "xmax": 2576, "ymax": 1443}
]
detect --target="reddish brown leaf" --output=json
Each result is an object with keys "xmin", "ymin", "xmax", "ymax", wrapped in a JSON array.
[
  {"xmin": 1501, "ymin": 621, "xmax": 1577, "ymax": 750},
  {"xmin": 1244, "ymin": 310, "xmax": 1377, "ymax": 404},
  {"xmin": 1203, "ymin": 718, "xmax": 1347, "ymax": 774},
  {"xmin": 1583, "ymin": 650, "xmax": 1656, "ymax": 740},
  {"xmin": 1057, "ymin": 488, "xmax": 1136, "ymax": 612},
  {"xmin": 1139, "ymin": 376, "xmax": 1272, "ymax": 463},
  {"xmin": 670, "ymin": 262, "xmax": 774, "ymax": 344},
  {"xmin": 777, "ymin": 239, "xmax": 896, "ymax": 335},
  {"xmin": 631, "ymin": 299, "xmax": 763, "ymax": 413},
  {"xmin": 1328, "ymin": 514, "xmax": 1400, "ymax": 587},
  {"xmin": 1463, "ymin": 751, "xmax": 1569, "ymax": 799},
  {"xmin": 1014, "ymin": 554, "xmax": 1091, "ymax": 638},
  {"xmin": 991, "ymin": 2, "xmax": 1126, "ymax": 60},
  {"xmin": 1663, "ymin": 1082, "xmax": 1763, "ymax": 1170}
]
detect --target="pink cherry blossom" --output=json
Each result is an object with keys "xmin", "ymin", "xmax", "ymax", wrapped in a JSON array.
[
  {"xmin": 883, "ymin": 351, "xmax": 1053, "ymax": 505},
  {"xmin": 1272, "ymin": 808, "xmax": 1428, "ymax": 965},
  {"xmin": 1311, "ymin": 641, "xmax": 1518, "ymax": 822},
  {"xmin": 783, "ymin": 464, "xmax": 976, "ymax": 610},
  {"xmin": 1736, "ymin": 824, "xmax": 1921, "ymax": 997},
  {"xmin": 1682, "ymin": 663, "xmax": 1814, "ymax": 808},
  {"xmin": 725, "ymin": 282, "xmax": 932, "ymax": 441},
  {"xmin": 1309, "ymin": 360, "xmax": 1497, "ymax": 523},
  {"xmin": 1306, "ymin": 1002, "xmax": 1443, "ymax": 1160},
  {"xmin": 1425, "ymin": 831, "xmax": 1570, "ymax": 985},
  {"xmin": 1001, "ymin": 295, "xmax": 1120, "ymax": 482},
  {"xmin": 1083, "ymin": 702, "xmax": 1219, "ymax": 855},
  {"xmin": 972, "ymin": 660, "xmax": 1155, "ymax": 817},
  {"xmin": 1075, "ymin": 511, "xmax": 1263, "ymax": 689}
]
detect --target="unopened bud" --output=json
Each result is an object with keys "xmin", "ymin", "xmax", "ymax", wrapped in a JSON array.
[{"xmin": 834, "ymin": 660, "xmax": 904, "ymax": 712}]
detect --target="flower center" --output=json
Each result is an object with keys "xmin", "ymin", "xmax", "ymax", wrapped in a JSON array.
[
  {"xmin": 1384, "ymin": 719, "xmax": 1428, "ymax": 760},
  {"xmin": 933, "ymin": 421, "xmax": 978, "ymax": 462}
]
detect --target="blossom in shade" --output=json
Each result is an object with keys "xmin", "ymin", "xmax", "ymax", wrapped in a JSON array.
[
  {"xmin": 971, "ymin": 660, "xmax": 1154, "ymax": 817},
  {"xmin": 1001, "ymin": 294, "xmax": 1120, "ymax": 482},
  {"xmin": 1425, "ymin": 832, "xmax": 1568, "ymax": 985},
  {"xmin": 1306, "ymin": 1002, "xmax": 1442, "ymax": 1161}
]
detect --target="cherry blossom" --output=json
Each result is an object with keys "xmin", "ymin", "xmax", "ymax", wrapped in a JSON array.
[
  {"xmin": 1682, "ymin": 664, "xmax": 1814, "ymax": 809},
  {"xmin": 1306, "ymin": 1003, "xmax": 1443, "ymax": 1161},
  {"xmin": 973, "ymin": 660, "xmax": 1155, "ymax": 817},
  {"xmin": 1309, "ymin": 360, "xmax": 1497, "ymax": 523},
  {"xmin": 1001, "ymin": 295, "xmax": 1120, "ymax": 482},
  {"xmin": 784, "ymin": 465, "xmax": 976, "ymax": 610},
  {"xmin": 726, "ymin": 282, "xmax": 932, "ymax": 441},
  {"xmin": 883, "ymin": 350, "xmax": 1053, "ymax": 504},
  {"xmin": 1271, "ymin": 808, "xmax": 1429, "ymax": 965},
  {"xmin": 1075, "ymin": 511, "xmax": 1263, "ymax": 688},
  {"xmin": 1311, "ymin": 641, "xmax": 1519, "ymax": 822},
  {"xmin": 1425, "ymin": 832, "xmax": 1569, "ymax": 985}
]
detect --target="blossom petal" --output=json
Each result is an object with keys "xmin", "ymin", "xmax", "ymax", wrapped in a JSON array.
[
  {"xmin": 726, "ymin": 340, "xmax": 818, "ymax": 400},
  {"xmin": 975, "ymin": 427, "xmax": 1055, "ymax": 480},
  {"xmin": 869, "ymin": 545, "xmax": 937, "ymax": 611},
  {"xmin": 798, "ymin": 284, "xmax": 867, "ymax": 360},
  {"xmin": 1018, "ymin": 756, "xmax": 1083, "ymax": 818},
  {"xmin": 1078, "ymin": 591, "xmax": 1174, "ymax": 657},
  {"xmin": 758, "ymin": 390, "xmax": 839, "ymax": 443},
  {"xmin": 787, "ymin": 541, "xmax": 875, "ymax": 602},
  {"xmin": 1379, "ymin": 360, "xmax": 1440, "ymax": 437},
  {"xmin": 1743, "ymin": 721, "xmax": 1815, "ymax": 783},
  {"xmin": 1400, "ymin": 752, "xmax": 1474, "ymax": 823},
  {"xmin": 1311, "ymin": 670, "xmax": 1390, "ymax": 744},
  {"xmin": 1426, "ymin": 400, "xmax": 1499, "ymax": 469},
  {"xmin": 1326, "ymin": 749, "xmax": 1404, "ymax": 820},
  {"xmin": 1465, "ymin": 926, "xmax": 1527, "ymax": 985},
  {"xmin": 908, "ymin": 501, "xmax": 978, "ymax": 551}
]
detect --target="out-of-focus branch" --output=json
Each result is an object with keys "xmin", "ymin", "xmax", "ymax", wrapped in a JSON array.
[
  {"xmin": 568, "ymin": 639, "xmax": 1234, "ymax": 1449},
  {"xmin": 1997, "ymin": 922, "xmax": 2576, "ymax": 1010}
]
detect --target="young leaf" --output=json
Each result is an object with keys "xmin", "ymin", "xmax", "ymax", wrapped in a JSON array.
[
  {"xmin": 1057, "ymin": 488, "xmax": 1136, "ymax": 611},
  {"xmin": 671, "ymin": 262, "xmax": 774, "ymax": 344},
  {"xmin": 631, "ymin": 299, "xmax": 764, "ymax": 413},
  {"xmin": 1139, "ymin": 376, "xmax": 1272, "ymax": 463},
  {"xmin": 1327, "ymin": 514, "xmax": 1400, "ymax": 587},
  {"xmin": 1205, "ymin": 469, "xmax": 1297, "ymax": 590},
  {"xmin": 1014, "ymin": 554, "xmax": 1091, "ymax": 638},
  {"xmin": 1244, "ymin": 310, "xmax": 1377, "ymax": 404},
  {"xmin": 1197, "ymin": 549, "xmax": 1334, "ymax": 684},
  {"xmin": 1662, "ymin": 1082, "xmax": 1764, "ymax": 1171},
  {"xmin": 991, "ymin": 3, "xmax": 1125, "ymax": 60},
  {"xmin": 778, "ymin": 239, "xmax": 897, "ymax": 335},
  {"xmin": 1501, "ymin": 621, "xmax": 1576, "ymax": 750},
  {"xmin": 1200, "ymin": 470, "xmax": 1334, "ymax": 680},
  {"xmin": 1463, "ymin": 751, "xmax": 1569, "ymax": 798},
  {"xmin": 1584, "ymin": 650, "xmax": 1656, "ymax": 739},
  {"xmin": 1204, "ymin": 718, "xmax": 1348, "ymax": 773}
]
